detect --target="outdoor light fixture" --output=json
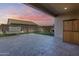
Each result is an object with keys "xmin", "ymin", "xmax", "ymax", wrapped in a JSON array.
[{"xmin": 64, "ymin": 7, "xmax": 68, "ymax": 10}]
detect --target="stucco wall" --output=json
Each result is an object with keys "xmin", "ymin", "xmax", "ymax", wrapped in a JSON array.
[{"xmin": 54, "ymin": 13, "xmax": 79, "ymax": 39}]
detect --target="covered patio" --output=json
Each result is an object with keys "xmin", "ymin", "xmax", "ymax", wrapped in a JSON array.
[{"xmin": 0, "ymin": 33, "xmax": 79, "ymax": 56}]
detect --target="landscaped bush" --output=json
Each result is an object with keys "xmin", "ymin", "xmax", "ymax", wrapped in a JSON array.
[
  {"xmin": 0, "ymin": 33, "xmax": 17, "ymax": 37},
  {"xmin": 0, "ymin": 32, "xmax": 29, "ymax": 37}
]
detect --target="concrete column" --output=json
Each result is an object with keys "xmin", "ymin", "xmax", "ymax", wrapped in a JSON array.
[{"xmin": 54, "ymin": 18, "xmax": 63, "ymax": 39}]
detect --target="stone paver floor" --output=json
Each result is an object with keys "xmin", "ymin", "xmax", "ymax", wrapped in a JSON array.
[{"xmin": 0, "ymin": 33, "xmax": 79, "ymax": 56}]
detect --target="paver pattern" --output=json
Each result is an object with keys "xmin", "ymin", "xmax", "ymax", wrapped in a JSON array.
[{"xmin": 0, "ymin": 33, "xmax": 79, "ymax": 56}]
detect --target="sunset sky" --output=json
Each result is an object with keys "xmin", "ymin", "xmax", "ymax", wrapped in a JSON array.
[{"xmin": 0, "ymin": 3, "xmax": 55, "ymax": 26}]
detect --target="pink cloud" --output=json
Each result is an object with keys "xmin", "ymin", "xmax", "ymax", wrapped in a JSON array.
[{"xmin": 0, "ymin": 4, "xmax": 54, "ymax": 26}]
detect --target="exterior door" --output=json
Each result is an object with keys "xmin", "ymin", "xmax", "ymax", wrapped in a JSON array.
[
  {"xmin": 73, "ymin": 20, "xmax": 79, "ymax": 44},
  {"xmin": 63, "ymin": 19, "xmax": 79, "ymax": 45},
  {"xmin": 63, "ymin": 20, "xmax": 74, "ymax": 43}
]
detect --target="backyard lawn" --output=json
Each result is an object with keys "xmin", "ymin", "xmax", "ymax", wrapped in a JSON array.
[
  {"xmin": 33, "ymin": 32, "xmax": 54, "ymax": 36},
  {"xmin": 0, "ymin": 31, "xmax": 54, "ymax": 37}
]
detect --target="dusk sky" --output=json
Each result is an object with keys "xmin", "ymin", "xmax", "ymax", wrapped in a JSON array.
[{"xmin": 0, "ymin": 3, "xmax": 55, "ymax": 26}]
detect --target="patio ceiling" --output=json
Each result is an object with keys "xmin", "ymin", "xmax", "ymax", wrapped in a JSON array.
[{"xmin": 25, "ymin": 3, "xmax": 79, "ymax": 17}]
